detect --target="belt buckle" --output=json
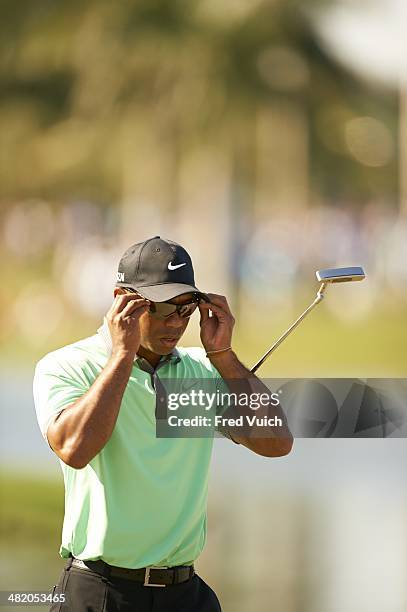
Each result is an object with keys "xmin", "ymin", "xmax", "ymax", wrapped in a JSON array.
[{"xmin": 144, "ymin": 566, "xmax": 167, "ymax": 587}]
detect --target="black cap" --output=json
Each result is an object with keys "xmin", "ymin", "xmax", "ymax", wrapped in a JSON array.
[{"xmin": 115, "ymin": 236, "xmax": 203, "ymax": 302}]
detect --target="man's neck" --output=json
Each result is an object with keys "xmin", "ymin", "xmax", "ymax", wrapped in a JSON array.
[{"xmin": 136, "ymin": 345, "xmax": 163, "ymax": 368}]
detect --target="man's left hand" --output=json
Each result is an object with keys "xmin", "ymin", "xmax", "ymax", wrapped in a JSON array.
[{"xmin": 199, "ymin": 293, "xmax": 235, "ymax": 353}]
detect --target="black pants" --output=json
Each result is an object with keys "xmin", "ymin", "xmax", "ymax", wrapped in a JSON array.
[{"xmin": 50, "ymin": 557, "xmax": 222, "ymax": 612}]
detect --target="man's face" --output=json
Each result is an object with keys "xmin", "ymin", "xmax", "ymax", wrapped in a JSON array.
[
  {"xmin": 140, "ymin": 292, "xmax": 194, "ymax": 355},
  {"xmin": 115, "ymin": 289, "xmax": 194, "ymax": 355}
]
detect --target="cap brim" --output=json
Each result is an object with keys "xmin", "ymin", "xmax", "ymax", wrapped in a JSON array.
[{"xmin": 127, "ymin": 283, "xmax": 205, "ymax": 302}]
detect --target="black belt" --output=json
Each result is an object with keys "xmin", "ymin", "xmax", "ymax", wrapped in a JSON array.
[{"xmin": 70, "ymin": 557, "xmax": 194, "ymax": 587}]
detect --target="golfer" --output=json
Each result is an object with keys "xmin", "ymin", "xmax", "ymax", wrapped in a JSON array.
[{"xmin": 33, "ymin": 236, "xmax": 293, "ymax": 612}]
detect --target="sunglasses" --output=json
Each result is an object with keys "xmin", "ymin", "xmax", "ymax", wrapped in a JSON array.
[{"xmin": 124, "ymin": 288, "xmax": 210, "ymax": 319}]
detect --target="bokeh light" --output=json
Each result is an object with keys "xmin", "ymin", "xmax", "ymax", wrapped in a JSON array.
[{"xmin": 345, "ymin": 116, "xmax": 394, "ymax": 167}]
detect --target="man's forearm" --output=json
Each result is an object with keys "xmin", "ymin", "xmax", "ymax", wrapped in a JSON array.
[
  {"xmin": 208, "ymin": 350, "xmax": 293, "ymax": 457},
  {"xmin": 47, "ymin": 352, "xmax": 134, "ymax": 468}
]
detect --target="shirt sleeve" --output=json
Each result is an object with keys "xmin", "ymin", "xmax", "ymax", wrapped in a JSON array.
[{"xmin": 33, "ymin": 355, "xmax": 90, "ymax": 449}]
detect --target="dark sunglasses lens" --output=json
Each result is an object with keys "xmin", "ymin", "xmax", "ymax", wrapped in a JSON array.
[
  {"xmin": 177, "ymin": 302, "xmax": 198, "ymax": 318},
  {"xmin": 150, "ymin": 302, "xmax": 178, "ymax": 318},
  {"xmin": 150, "ymin": 301, "xmax": 199, "ymax": 319}
]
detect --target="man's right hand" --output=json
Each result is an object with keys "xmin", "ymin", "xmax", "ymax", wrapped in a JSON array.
[
  {"xmin": 106, "ymin": 293, "xmax": 150, "ymax": 360},
  {"xmin": 46, "ymin": 291, "xmax": 150, "ymax": 469}
]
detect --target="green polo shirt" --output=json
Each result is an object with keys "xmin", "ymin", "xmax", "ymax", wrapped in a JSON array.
[{"xmin": 33, "ymin": 320, "xmax": 231, "ymax": 569}]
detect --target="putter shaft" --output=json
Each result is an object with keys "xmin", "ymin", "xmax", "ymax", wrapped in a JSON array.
[
  {"xmin": 250, "ymin": 283, "xmax": 327, "ymax": 374},
  {"xmin": 250, "ymin": 266, "xmax": 365, "ymax": 374}
]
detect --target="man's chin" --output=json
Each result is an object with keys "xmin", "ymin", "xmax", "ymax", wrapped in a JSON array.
[{"xmin": 158, "ymin": 337, "xmax": 180, "ymax": 352}]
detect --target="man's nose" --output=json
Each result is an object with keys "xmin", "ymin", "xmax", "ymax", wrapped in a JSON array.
[{"xmin": 163, "ymin": 312, "xmax": 185, "ymax": 328}]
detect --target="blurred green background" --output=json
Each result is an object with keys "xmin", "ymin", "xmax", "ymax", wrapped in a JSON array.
[{"xmin": 1, "ymin": 0, "xmax": 406, "ymax": 611}]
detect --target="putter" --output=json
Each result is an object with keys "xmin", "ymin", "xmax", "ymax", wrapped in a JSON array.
[{"xmin": 250, "ymin": 266, "xmax": 366, "ymax": 373}]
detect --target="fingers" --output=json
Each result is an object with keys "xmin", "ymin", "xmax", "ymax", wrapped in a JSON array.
[
  {"xmin": 198, "ymin": 303, "xmax": 210, "ymax": 323},
  {"xmin": 205, "ymin": 294, "xmax": 234, "ymax": 317},
  {"xmin": 107, "ymin": 294, "xmax": 149, "ymax": 322},
  {"xmin": 199, "ymin": 301, "xmax": 228, "ymax": 321},
  {"xmin": 121, "ymin": 297, "xmax": 150, "ymax": 319},
  {"xmin": 109, "ymin": 293, "xmax": 147, "ymax": 316}
]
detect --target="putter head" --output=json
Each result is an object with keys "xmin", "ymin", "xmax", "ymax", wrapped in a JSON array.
[{"xmin": 316, "ymin": 266, "xmax": 365, "ymax": 283}]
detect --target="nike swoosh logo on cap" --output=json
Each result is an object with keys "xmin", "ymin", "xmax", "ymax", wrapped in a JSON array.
[{"xmin": 168, "ymin": 262, "xmax": 187, "ymax": 270}]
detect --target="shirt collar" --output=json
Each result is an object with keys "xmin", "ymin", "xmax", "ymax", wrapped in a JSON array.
[{"xmin": 97, "ymin": 317, "xmax": 181, "ymax": 370}]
